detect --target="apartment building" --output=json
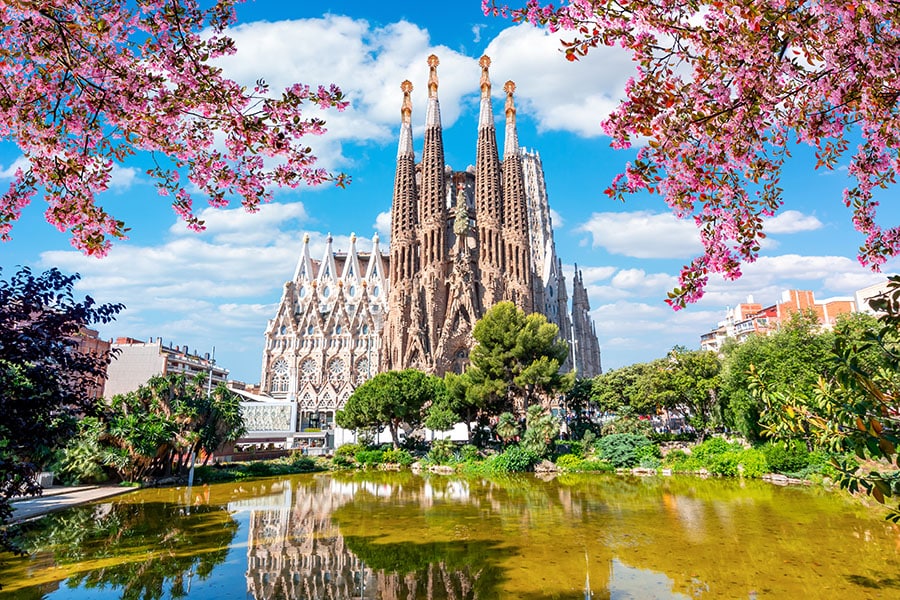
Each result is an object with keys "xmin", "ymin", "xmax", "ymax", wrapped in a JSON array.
[{"xmin": 104, "ymin": 336, "xmax": 228, "ymax": 398}]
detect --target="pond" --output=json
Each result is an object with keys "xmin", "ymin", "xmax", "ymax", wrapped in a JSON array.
[{"xmin": 1, "ymin": 472, "xmax": 898, "ymax": 599}]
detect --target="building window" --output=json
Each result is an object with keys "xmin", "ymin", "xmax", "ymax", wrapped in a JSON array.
[
  {"xmin": 300, "ymin": 358, "xmax": 317, "ymax": 384},
  {"xmin": 328, "ymin": 357, "xmax": 345, "ymax": 384},
  {"xmin": 271, "ymin": 358, "xmax": 289, "ymax": 393}
]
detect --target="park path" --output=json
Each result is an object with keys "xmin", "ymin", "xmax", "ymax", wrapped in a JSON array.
[{"xmin": 9, "ymin": 485, "xmax": 136, "ymax": 523}]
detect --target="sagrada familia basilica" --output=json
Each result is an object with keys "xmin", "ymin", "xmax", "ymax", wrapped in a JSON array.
[{"xmin": 258, "ymin": 56, "xmax": 601, "ymax": 431}]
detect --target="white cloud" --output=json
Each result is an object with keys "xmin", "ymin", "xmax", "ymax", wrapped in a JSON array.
[
  {"xmin": 472, "ymin": 24, "xmax": 485, "ymax": 44},
  {"xmin": 763, "ymin": 210, "xmax": 823, "ymax": 234},
  {"xmin": 169, "ymin": 201, "xmax": 310, "ymax": 245},
  {"xmin": 549, "ymin": 208, "xmax": 564, "ymax": 228},
  {"xmin": 374, "ymin": 210, "xmax": 392, "ymax": 240},
  {"xmin": 109, "ymin": 165, "xmax": 138, "ymax": 191},
  {"xmin": 0, "ymin": 156, "xmax": 29, "ymax": 179},
  {"xmin": 483, "ymin": 24, "xmax": 633, "ymax": 137},
  {"xmin": 577, "ymin": 210, "xmax": 701, "ymax": 259},
  {"xmin": 214, "ymin": 16, "xmax": 482, "ymax": 170}
]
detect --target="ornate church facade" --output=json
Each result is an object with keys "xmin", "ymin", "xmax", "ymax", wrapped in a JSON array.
[{"xmin": 259, "ymin": 56, "xmax": 601, "ymax": 432}]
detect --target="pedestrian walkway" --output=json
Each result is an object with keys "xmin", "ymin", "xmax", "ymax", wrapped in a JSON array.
[{"xmin": 9, "ymin": 485, "xmax": 137, "ymax": 523}]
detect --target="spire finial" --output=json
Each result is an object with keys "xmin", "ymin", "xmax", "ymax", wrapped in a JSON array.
[
  {"xmin": 504, "ymin": 80, "xmax": 516, "ymax": 118},
  {"xmin": 427, "ymin": 54, "xmax": 440, "ymax": 98},
  {"xmin": 303, "ymin": 233, "xmax": 310, "ymax": 244},
  {"xmin": 400, "ymin": 80, "xmax": 413, "ymax": 124},
  {"xmin": 479, "ymin": 55, "xmax": 492, "ymax": 98}
]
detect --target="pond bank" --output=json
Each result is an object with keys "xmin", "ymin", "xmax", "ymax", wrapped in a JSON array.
[{"xmin": 9, "ymin": 485, "xmax": 137, "ymax": 523}]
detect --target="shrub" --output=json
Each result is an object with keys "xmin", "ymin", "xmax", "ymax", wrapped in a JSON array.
[
  {"xmin": 577, "ymin": 459, "xmax": 615, "ymax": 472},
  {"xmin": 288, "ymin": 454, "xmax": 319, "ymax": 472},
  {"xmin": 427, "ymin": 438, "xmax": 456, "ymax": 464},
  {"xmin": 334, "ymin": 443, "xmax": 365, "ymax": 462},
  {"xmin": 596, "ymin": 433, "xmax": 657, "ymax": 469},
  {"xmin": 635, "ymin": 442, "xmax": 662, "ymax": 468},
  {"xmin": 332, "ymin": 455, "xmax": 354, "ymax": 469},
  {"xmin": 664, "ymin": 449, "xmax": 703, "ymax": 472},
  {"xmin": 762, "ymin": 441, "xmax": 811, "ymax": 474},
  {"xmin": 691, "ymin": 437, "xmax": 736, "ymax": 462},
  {"xmin": 555, "ymin": 453, "xmax": 583, "ymax": 471},
  {"xmin": 492, "ymin": 445, "xmax": 539, "ymax": 473},
  {"xmin": 382, "ymin": 448, "xmax": 414, "ymax": 466},
  {"xmin": 460, "ymin": 444, "xmax": 480, "ymax": 462},
  {"xmin": 521, "ymin": 405, "xmax": 560, "ymax": 458},
  {"xmin": 245, "ymin": 461, "xmax": 275, "ymax": 477},
  {"xmin": 736, "ymin": 448, "xmax": 768, "ymax": 478},
  {"xmin": 355, "ymin": 449, "xmax": 385, "ymax": 467}
]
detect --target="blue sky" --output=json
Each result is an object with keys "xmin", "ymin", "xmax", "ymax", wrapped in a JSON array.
[{"xmin": 2, "ymin": 0, "xmax": 897, "ymax": 383}]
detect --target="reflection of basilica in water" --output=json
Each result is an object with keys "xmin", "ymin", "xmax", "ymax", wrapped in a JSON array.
[{"xmin": 230, "ymin": 476, "xmax": 491, "ymax": 600}]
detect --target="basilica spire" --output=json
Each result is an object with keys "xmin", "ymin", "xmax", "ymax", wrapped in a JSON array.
[
  {"xmin": 397, "ymin": 79, "xmax": 414, "ymax": 158},
  {"xmin": 420, "ymin": 54, "xmax": 447, "ymax": 253},
  {"xmin": 501, "ymin": 80, "xmax": 533, "ymax": 312},
  {"xmin": 474, "ymin": 55, "xmax": 505, "ymax": 307},
  {"xmin": 418, "ymin": 54, "xmax": 448, "ymax": 363},
  {"xmin": 389, "ymin": 80, "xmax": 419, "ymax": 286}
]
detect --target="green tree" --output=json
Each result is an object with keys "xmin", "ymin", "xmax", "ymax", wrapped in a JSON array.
[
  {"xmin": 0, "ymin": 267, "xmax": 122, "ymax": 553},
  {"xmin": 756, "ymin": 279, "xmax": 900, "ymax": 522},
  {"xmin": 466, "ymin": 302, "xmax": 571, "ymax": 417},
  {"xmin": 336, "ymin": 369, "xmax": 437, "ymax": 449},
  {"xmin": 721, "ymin": 311, "xmax": 833, "ymax": 440},
  {"xmin": 644, "ymin": 349, "xmax": 722, "ymax": 440},
  {"xmin": 592, "ymin": 362, "xmax": 656, "ymax": 415},
  {"xmin": 521, "ymin": 405, "xmax": 560, "ymax": 458},
  {"xmin": 65, "ymin": 373, "xmax": 246, "ymax": 482},
  {"xmin": 495, "ymin": 412, "xmax": 520, "ymax": 447},
  {"xmin": 424, "ymin": 377, "xmax": 457, "ymax": 438},
  {"xmin": 563, "ymin": 378, "xmax": 598, "ymax": 439}
]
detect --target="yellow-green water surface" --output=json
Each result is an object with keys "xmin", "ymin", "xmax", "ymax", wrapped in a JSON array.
[{"xmin": 2, "ymin": 472, "xmax": 898, "ymax": 599}]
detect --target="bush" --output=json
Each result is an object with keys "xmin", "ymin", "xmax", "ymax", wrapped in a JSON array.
[
  {"xmin": 635, "ymin": 442, "xmax": 662, "ymax": 468},
  {"xmin": 245, "ymin": 461, "xmax": 275, "ymax": 477},
  {"xmin": 426, "ymin": 438, "xmax": 456, "ymax": 464},
  {"xmin": 691, "ymin": 437, "xmax": 737, "ymax": 462},
  {"xmin": 555, "ymin": 453, "xmax": 583, "ymax": 471},
  {"xmin": 355, "ymin": 449, "xmax": 385, "ymax": 467},
  {"xmin": 335, "ymin": 443, "xmax": 365, "ymax": 462},
  {"xmin": 287, "ymin": 453, "xmax": 319, "ymax": 472},
  {"xmin": 491, "ymin": 445, "xmax": 539, "ymax": 473},
  {"xmin": 663, "ymin": 449, "xmax": 703, "ymax": 472},
  {"xmin": 736, "ymin": 448, "xmax": 768, "ymax": 478},
  {"xmin": 762, "ymin": 441, "xmax": 811, "ymax": 474},
  {"xmin": 382, "ymin": 448, "xmax": 414, "ymax": 466},
  {"xmin": 460, "ymin": 444, "xmax": 480, "ymax": 462},
  {"xmin": 577, "ymin": 459, "xmax": 615, "ymax": 472},
  {"xmin": 596, "ymin": 433, "xmax": 657, "ymax": 469}
]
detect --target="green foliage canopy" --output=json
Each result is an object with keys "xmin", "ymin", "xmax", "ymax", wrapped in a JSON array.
[
  {"xmin": 466, "ymin": 302, "xmax": 571, "ymax": 415},
  {"xmin": 0, "ymin": 267, "xmax": 122, "ymax": 553},
  {"xmin": 336, "ymin": 369, "xmax": 438, "ymax": 449}
]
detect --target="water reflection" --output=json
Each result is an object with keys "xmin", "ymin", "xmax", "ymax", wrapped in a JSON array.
[
  {"xmin": 2, "ymin": 473, "xmax": 899, "ymax": 599},
  {"xmin": 232, "ymin": 475, "xmax": 505, "ymax": 599},
  {"xmin": 7, "ymin": 493, "xmax": 239, "ymax": 599}
]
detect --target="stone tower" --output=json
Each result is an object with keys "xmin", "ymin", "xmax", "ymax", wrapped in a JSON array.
[{"xmin": 261, "ymin": 56, "xmax": 602, "ymax": 426}]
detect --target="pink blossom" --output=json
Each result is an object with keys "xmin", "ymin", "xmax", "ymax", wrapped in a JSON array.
[
  {"xmin": 0, "ymin": 0, "xmax": 349, "ymax": 255},
  {"xmin": 487, "ymin": 0, "xmax": 900, "ymax": 307}
]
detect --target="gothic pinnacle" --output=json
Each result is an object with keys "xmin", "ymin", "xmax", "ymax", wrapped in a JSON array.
[
  {"xmin": 427, "ymin": 54, "xmax": 439, "ymax": 98},
  {"xmin": 504, "ymin": 80, "xmax": 516, "ymax": 119},
  {"xmin": 400, "ymin": 80, "xmax": 413, "ymax": 124},
  {"xmin": 479, "ymin": 55, "xmax": 492, "ymax": 97},
  {"xmin": 425, "ymin": 55, "xmax": 442, "ymax": 128}
]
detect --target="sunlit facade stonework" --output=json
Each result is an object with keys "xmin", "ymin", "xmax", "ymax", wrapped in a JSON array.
[{"xmin": 259, "ymin": 55, "xmax": 601, "ymax": 428}]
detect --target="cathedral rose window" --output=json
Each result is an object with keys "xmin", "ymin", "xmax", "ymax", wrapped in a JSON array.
[
  {"xmin": 328, "ymin": 358, "xmax": 345, "ymax": 383},
  {"xmin": 300, "ymin": 358, "xmax": 317, "ymax": 383}
]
